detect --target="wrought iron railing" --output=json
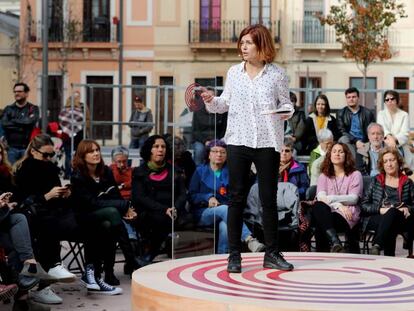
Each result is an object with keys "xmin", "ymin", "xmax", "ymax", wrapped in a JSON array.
[
  {"xmin": 292, "ymin": 20, "xmax": 337, "ymax": 44},
  {"xmin": 188, "ymin": 20, "xmax": 281, "ymax": 44}
]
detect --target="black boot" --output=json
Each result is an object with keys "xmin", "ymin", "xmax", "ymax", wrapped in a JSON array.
[
  {"xmin": 326, "ymin": 229, "xmax": 344, "ymax": 253},
  {"xmin": 115, "ymin": 225, "xmax": 142, "ymax": 274}
]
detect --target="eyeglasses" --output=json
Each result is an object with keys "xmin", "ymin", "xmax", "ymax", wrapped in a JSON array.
[
  {"xmin": 34, "ymin": 148, "xmax": 55, "ymax": 159},
  {"xmin": 385, "ymin": 97, "xmax": 396, "ymax": 102},
  {"xmin": 13, "ymin": 90, "xmax": 25, "ymax": 93},
  {"xmin": 281, "ymin": 149, "xmax": 292, "ymax": 153}
]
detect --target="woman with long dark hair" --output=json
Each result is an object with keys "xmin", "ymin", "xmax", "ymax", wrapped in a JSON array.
[{"xmin": 313, "ymin": 142, "xmax": 363, "ymax": 253}]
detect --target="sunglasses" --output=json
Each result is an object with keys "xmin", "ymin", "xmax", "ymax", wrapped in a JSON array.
[
  {"xmin": 34, "ymin": 148, "xmax": 55, "ymax": 159},
  {"xmin": 385, "ymin": 97, "xmax": 395, "ymax": 102},
  {"xmin": 281, "ymin": 149, "xmax": 292, "ymax": 153}
]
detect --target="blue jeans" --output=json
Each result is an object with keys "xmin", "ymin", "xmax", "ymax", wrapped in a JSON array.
[
  {"xmin": 8, "ymin": 147, "xmax": 26, "ymax": 164},
  {"xmin": 129, "ymin": 136, "xmax": 148, "ymax": 149},
  {"xmin": 192, "ymin": 141, "xmax": 206, "ymax": 165},
  {"xmin": 194, "ymin": 205, "xmax": 252, "ymax": 254}
]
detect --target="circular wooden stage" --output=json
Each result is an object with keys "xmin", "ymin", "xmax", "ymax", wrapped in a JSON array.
[{"xmin": 131, "ymin": 252, "xmax": 414, "ymax": 310}]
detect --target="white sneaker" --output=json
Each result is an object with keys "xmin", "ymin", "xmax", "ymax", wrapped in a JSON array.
[
  {"xmin": 48, "ymin": 264, "xmax": 76, "ymax": 283},
  {"xmin": 246, "ymin": 236, "xmax": 266, "ymax": 253},
  {"xmin": 30, "ymin": 286, "xmax": 63, "ymax": 304}
]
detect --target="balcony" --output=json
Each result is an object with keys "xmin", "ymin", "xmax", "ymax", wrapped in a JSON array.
[{"xmin": 188, "ymin": 20, "xmax": 280, "ymax": 52}]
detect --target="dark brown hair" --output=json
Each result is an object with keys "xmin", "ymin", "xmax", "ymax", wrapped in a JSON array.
[
  {"xmin": 377, "ymin": 146, "xmax": 404, "ymax": 175},
  {"xmin": 72, "ymin": 139, "xmax": 105, "ymax": 177},
  {"xmin": 313, "ymin": 94, "xmax": 331, "ymax": 116},
  {"xmin": 237, "ymin": 24, "xmax": 275, "ymax": 63},
  {"xmin": 320, "ymin": 143, "xmax": 356, "ymax": 177}
]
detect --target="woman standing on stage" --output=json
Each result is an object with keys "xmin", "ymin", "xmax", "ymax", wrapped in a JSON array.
[{"xmin": 201, "ymin": 24, "xmax": 294, "ymax": 273}]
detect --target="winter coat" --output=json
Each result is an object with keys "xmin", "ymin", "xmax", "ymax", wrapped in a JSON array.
[{"xmin": 336, "ymin": 106, "xmax": 375, "ymax": 143}]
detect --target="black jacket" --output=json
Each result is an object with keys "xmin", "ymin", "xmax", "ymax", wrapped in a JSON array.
[
  {"xmin": 71, "ymin": 166, "xmax": 129, "ymax": 216},
  {"xmin": 360, "ymin": 174, "xmax": 414, "ymax": 231},
  {"xmin": 336, "ymin": 106, "xmax": 375, "ymax": 143},
  {"xmin": 14, "ymin": 157, "xmax": 72, "ymax": 217},
  {"xmin": 288, "ymin": 108, "xmax": 306, "ymax": 141},
  {"xmin": 1, "ymin": 102, "xmax": 39, "ymax": 148},
  {"xmin": 131, "ymin": 162, "xmax": 186, "ymax": 215}
]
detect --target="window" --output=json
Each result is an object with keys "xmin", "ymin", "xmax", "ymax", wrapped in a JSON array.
[
  {"xmin": 131, "ymin": 76, "xmax": 147, "ymax": 108},
  {"xmin": 303, "ymin": 0, "xmax": 324, "ymax": 43},
  {"xmin": 299, "ymin": 76, "xmax": 321, "ymax": 109},
  {"xmin": 48, "ymin": 75, "xmax": 63, "ymax": 122},
  {"xmin": 349, "ymin": 77, "xmax": 377, "ymax": 111},
  {"xmin": 200, "ymin": 0, "xmax": 221, "ymax": 42},
  {"xmin": 250, "ymin": 0, "xmax": 271, "ymax": 25},
  {"xmin": 48, "ymin": 0, "xmax": 63, "ymax": 42},
  {"xmin": 160, "ymin": 77, "xmax": 174, "ymax": 135},
  {"xmin": 394, "ymin": 77, "xmax": 409, "ymax": 113},
  {"xmin": 83, "ymin": 0, "xmax": 110, "ymax": 42}
]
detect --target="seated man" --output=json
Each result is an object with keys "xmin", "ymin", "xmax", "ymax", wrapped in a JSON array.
[
  {"xmin": 337, "ymin": 87, "xmax": 376, "ymax": 157},
  {"xmin": 309, "ymin": 129, "xmax": 334, "ymax": 186},
  {"xmin": 356, "ymin": 123, "xmax": 385, "ymax": 176}
]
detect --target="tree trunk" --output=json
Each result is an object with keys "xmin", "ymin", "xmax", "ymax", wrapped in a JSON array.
[{"xmin": 361, "ymin": 65, "xmax": 368, "ymax": 107}]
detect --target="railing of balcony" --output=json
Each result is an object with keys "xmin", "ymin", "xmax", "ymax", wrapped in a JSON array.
[
  {"xmin": 188, "ymin": 20, "xmax": 281, "ymax": 44},
  {"xmin": 292, "ymin": 20, "xmax": 337, "ymax": 44},
  {"xmin": 29, "ymin": 19, "xmax": 114, "ymax": 43}
]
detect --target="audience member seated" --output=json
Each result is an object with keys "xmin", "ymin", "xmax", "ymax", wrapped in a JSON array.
[
  {"xmin": 377, "ymin": 90, "xmax": 414, "ymax": 170},
  {"xmin": 285, "ymin": 92, "xmax": 306, "ymax": 155},
  {"xmin": 303, "ymin": 94, "xmax": 339, "ymax": 154},
  {"xmin": 110, "ymin": 146, "xmax": 132, "ymax": 200},
  {"xmin": 356, "ymin": 123, "xmax": 385, "ymax": 176},
  {"xmin": 360, "ymin": 147, "xmax": 414, "ymax": 256},
  {"xmin": 0, "ymin": 192, "xmax": 57, "ymax": 311},
  {"xmin": 13, "ymin": 134, "xmax": 78, "ymax": 304},
  {"xmin": 313, "ymin": 143, "xmax": 363, "ymax": 253},
  {"xmin": 164, "ymin": 134, "xmax": 196, "ymax": 188},
  {"xmin": 309, "ymin": 129, "xmax": 334, "ymax": 186},
  {"xmin": 188, "ymin": 139, "xmax": 264, "ymax": 254},
  {"xmin": 278, "ymin": 142, "xmax": 309, "ymax": 200},
  {"xmin": 337, "ymin": 87, "xmax": 376, "ymax": 157},
  {"xmin": 71, "ymin": 140, "xmax": 139, "ymax": 294},
  {"xmin": 131, "ymin": 135, "xmax": 186, "ymax": 261}
]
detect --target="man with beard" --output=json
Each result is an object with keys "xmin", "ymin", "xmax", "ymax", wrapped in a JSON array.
[{"xmin": 1, "ymin": 83, "xmax": 39, "ymax": 164}]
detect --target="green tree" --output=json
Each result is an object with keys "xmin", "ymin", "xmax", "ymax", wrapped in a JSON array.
[{"xmin": 318, "ymin": 0, "xmax": 406, "ymax": 103}]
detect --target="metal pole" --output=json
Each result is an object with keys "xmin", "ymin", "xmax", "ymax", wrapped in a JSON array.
[
  {"xmin": 41, "ymin": 0, "xmax": 49, "ymax": 132},
  {"xmin": 118, "ymin": 0, "xmax": 124, "ymax": 145}
]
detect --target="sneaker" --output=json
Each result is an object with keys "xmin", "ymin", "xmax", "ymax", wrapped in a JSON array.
[
  {"xmin": 263, "ymin": 251, "xmax": 294, "ymax": 271},
  {"xmin": 80, "ymin": 264, "xmax": 99, "ymax": 290},
  {"xmin": 0, "ymin": 283, "xmax": 18, "ymax": 302},
  {"xmin": 30, "ymin": 286, "xmax": 63, "ymax": 304},
  {"xmin": 20, "ymin": 262, "xmax": 58, "ymax": 282},
  {"xmin": 91, "ymin": 278, "xmax": 123, "ymax": 295},
  {"xmin": 370, "ymin": 244, "xmax": 381, "ymax": 255},
  {"xmin": 48, "ymin": 264, "xmax": 76, "ymax": 283},
  {"xmin": 227, "ymin": 251, "xmax": 242, "ymax": 273},
  {"xmin": 104, "ymin": 271, "xmax": 120, "ymax": 286},
  {"xmin": 246, "ymin": 236, "xmax": 266, "ymax": 253}
]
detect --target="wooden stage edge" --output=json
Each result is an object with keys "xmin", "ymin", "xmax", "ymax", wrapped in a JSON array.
[{"xmin": 131, "ymin": 252, "xmax": 414, "ymax": 311}]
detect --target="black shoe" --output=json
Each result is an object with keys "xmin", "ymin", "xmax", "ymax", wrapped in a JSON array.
[
  {"xmin": 263, "ymin": 251, "xmax": 294, "ymax": 271},
  {"xmin": 104, "ymin": 271, "xmax": 120, "ymax": 286},
  {"xmin": 17, "ymin": 274, "xmax": 40, "ymax": 291},
  {"xmin": 227, "ymin": 252, "xmax": 242, "ymax": 273}
]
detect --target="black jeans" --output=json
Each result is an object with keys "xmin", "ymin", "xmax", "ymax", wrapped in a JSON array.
[
  {"xmin": 367, "ymin": 208, "xmax": 414, "ymax": 256},
  {"xmin": 227, "ymin": 145, "xmax": 280, "ymax": 253}
]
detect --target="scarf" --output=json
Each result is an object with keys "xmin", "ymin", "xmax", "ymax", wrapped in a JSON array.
[
  {"xmin": 147, "ymin": 161, "xmax": 168, "ymax": 182},
  {"xmin": 279, "ymin": 160, "xmax": 292, "ymax": 182}
]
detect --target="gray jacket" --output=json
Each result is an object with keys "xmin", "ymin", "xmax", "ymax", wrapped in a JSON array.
[
  {"xmin": 244, "ymin": 182, "xmax": 299, "ymax": 230},
  {"xmin": 129, "ymin": 108, "xmax": 153, "ymax": 138}
]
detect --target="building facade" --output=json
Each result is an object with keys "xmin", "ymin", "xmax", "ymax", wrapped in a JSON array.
[{"xmin": 19, "ymin": 0, "xmax": 414, "ymax": 143}]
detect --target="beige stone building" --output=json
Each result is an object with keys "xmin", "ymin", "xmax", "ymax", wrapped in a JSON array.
[{"xmin": 19, "ymin": 0, "xmax": 414, "ymax": 143}]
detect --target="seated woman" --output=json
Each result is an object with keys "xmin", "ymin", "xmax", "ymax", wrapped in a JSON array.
[
  {"xmin": 188, "ymin": 140, "xmax": 264, "ymax": 254},
  {"xmin": 377, "ymin": 90, "xmax": 413, "ymax": 170},
  {"xmin": 309, "ymin": 129, "xmax": 334, "ymax": 186},
  {"xmin": 13, "ymin": 134, "xmax": 78, "ymax": 304},
  {"xmin": 131, "ymin": 135, "xmax": 186, "ymax": 261},
  {"xmin": 278, "ymin": 141, "xmax": 309, "ymax": 200},
  {"xmin": 361, "ymin": 147, "xmax": 414, "ymax": 256},
  {"xmin": 313, "ymin": 143, "xmax": 363, "ymax": 253},
  {"xmin": 71, "ymin": 140, "xmax": 139, "ymax": 295},
  {"xmin": 302, "ymin": 94, "xmax": 339, "ymax": 154}
]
